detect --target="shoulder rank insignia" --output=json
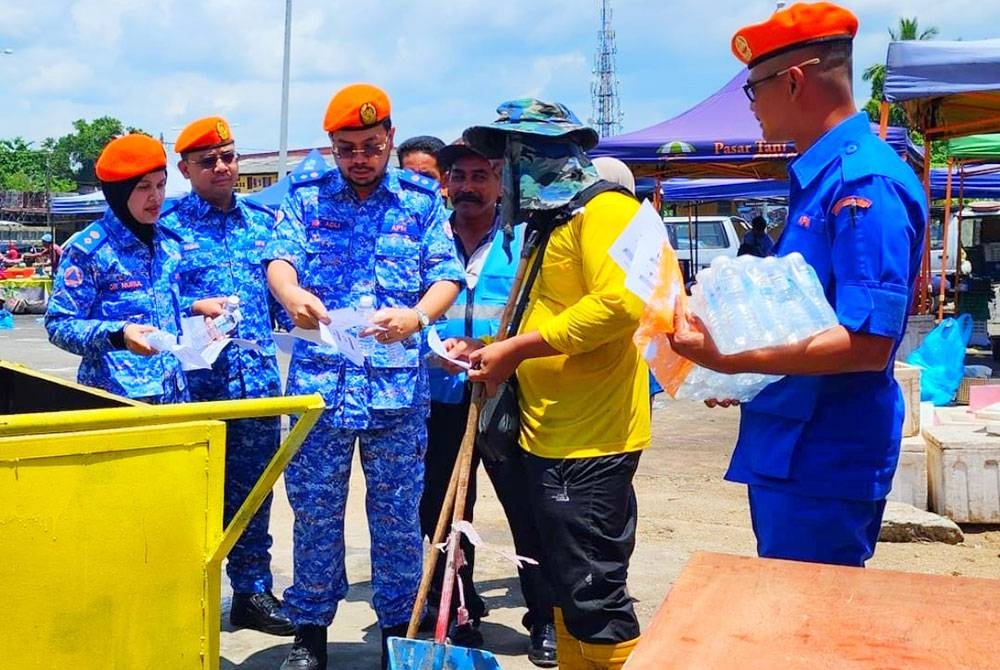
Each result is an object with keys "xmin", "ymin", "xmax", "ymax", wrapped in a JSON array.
[
  {"xmin": 70, "ymin": 223, "xmax": 108, "ymax": 255},
  {"xmin": 398, "ymin": 168, "xmax": 439, "ymax": 195}
]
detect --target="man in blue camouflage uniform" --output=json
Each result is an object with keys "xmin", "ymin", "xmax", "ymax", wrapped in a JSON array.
[
  {"xmin": 266, "ymin": 83, "xmax": 464, "ymax": 670},
  {"xmin": 46, "ymin": 134, "xmax": 188, "ymax": 404},
  {"xmin": 672, "ymin": 2, "xmax": 927, "ymax": 567},
  {"xmin": 159, "ymin": 116, "xmax": 293, "ymax": 636}
]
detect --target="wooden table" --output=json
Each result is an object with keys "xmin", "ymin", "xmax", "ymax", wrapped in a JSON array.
[{"xmin": 624, "ymin": 552, "xmax": 1000, "ymax": 670}]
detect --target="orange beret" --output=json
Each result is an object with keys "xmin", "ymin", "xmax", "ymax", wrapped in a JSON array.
[
  {"xmin": 95, "ymin": 134, "xmax": 167, "ymax": 183},
  {"xmin": 731, "ymin": 2, "xmax": 858, "ymax": 69},
  {"xmin": 323, "ymin": 83, "xmax": 391, "ymax": 133},
  {"xmin": 174, "ymin": 116, "xmax": 234, "ymax": 154}
]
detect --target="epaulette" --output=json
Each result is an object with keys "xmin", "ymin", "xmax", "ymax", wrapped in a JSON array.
[
  {"xmin": 288, "ymin": 155, "xmax": 333, "ymax": 188},
  {"xmin": 159, "ymin": 199, "xmax": 182, "ymax": 218},
  {"xmin": 241, "ymin": 198, "xmax": 275, "ymax": 217},
  {"xmin": 398, "ymin": 169, "xmax": 440, "ymax": 195},
  {"xmin": 70, "ymin": 222, "xmax": 109, "ymax": 255}
]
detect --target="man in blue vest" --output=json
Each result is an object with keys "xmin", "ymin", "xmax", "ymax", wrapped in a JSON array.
[
  {"xmin": 670, "ymin": 2, "xmax": 927, "ymax": 567},
  {"xmin": 266, "ymin": 83, "xmax": 464, "ymax": 670},
  {"xmin": 421, "ymin": 140, "xmax": 557, "ymax": 667}
]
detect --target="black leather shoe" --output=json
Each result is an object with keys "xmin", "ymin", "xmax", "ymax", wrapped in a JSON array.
[
  {"xmin": 280, "ymin": 625, "xmax": 327, "ymax": 670},
  {"xmin": 381, "ymin": 623, "xmax": 409, "ymax": 670},
  {"xmin": 527, "ymin": 622, "xmax": 558, "ymax": 668},
  {"xmin": 230, "ymin": 590, "xmax": 296, "ymax": 636}
]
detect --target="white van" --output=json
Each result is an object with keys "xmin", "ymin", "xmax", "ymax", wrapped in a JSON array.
[
  {"xmin": 663, "ymin": 215, "xmax": 751, "ymax": 276},
  {"xmin": 930, "ymin": 201, "xmax": 1000, "ymax": 277}
]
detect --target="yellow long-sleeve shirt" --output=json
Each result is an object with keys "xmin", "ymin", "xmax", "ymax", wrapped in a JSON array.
[{"xmin": 517, "ymin": 190, "xmax": 651, "ymax": 459}]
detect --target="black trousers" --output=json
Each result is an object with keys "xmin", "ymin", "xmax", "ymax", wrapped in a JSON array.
[
  {"xmin": 420, "ymin": 396, "xmax": 555, "ymax": 629},
  {"xmin": 524, "ymin": 450, "xmax": 642, "ymax": 643}
]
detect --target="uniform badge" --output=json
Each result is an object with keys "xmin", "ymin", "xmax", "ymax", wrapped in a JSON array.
[
  {"xmin": 797, "ymin": 214, "xmax": 811, "ymax": 229},
  {"xmin": 831, "ymin": 196, "xmax": 873, "ymax": 216},
  {"xmin": 63, "ymin": 265, "xmax": 84, "ymax": 288},
  {"xmin": 359, "ymin": 102, "xmax": 378, "ymax": 126},
  {"xmin": 216, "ymin": 119, "xmax": 231, "ymax": 141},
  {"xmin": 733, "ymin": 35, "xmax": 752, "ymax": 62}
]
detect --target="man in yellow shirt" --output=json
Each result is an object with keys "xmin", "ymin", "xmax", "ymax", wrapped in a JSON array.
[{"xmin": 461, "ymin": 99, "xmax": 649, "ymax": 670}]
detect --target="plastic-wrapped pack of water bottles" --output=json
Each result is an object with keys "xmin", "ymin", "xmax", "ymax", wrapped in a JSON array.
[{"xmin": 672, "ymin": 252, "xmax": 839, "ymax": 401}]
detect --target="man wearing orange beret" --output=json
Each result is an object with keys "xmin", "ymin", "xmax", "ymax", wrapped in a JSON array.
[
  {"xmin": 671, "ymin": 2, "xmax": 928, "ymax": 567},
  {"xmin": 46, "ymin": 134, "xmax": 189, "ymax": 404},
  {"xmin": 160, "ymin": 116, "xmax": 294, "ymax": 636},
  {"xmin": 266, "ymin": 83, "xmax": 464, "ymax": 670}
]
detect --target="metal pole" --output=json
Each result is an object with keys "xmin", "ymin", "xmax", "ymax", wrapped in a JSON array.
[
  {"xmin": 276, "ymin": 0, "xmax": 292, "ymax": 179},
  {"xmin": 45, "ymin": 153, "xmax": 53, "ymax": 246}
]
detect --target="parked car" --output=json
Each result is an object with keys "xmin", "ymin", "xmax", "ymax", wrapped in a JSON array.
[{"xmin": 663, "ymin": 215, "xmax": 751, "ymax": 281}]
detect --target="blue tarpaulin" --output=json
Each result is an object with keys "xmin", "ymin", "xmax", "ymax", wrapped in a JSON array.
[{"xmin": 884, "ymin": 39, "xmax": 1000, "ymax": 139}]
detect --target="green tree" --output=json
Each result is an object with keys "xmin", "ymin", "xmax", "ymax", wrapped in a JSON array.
[
  {"xmin": 0, "ymin": 137, "xmax": 73, "ymax": 192},
  {"xmin": 42, "ymin": 117, "xmax": 146, "ymax": 189}
]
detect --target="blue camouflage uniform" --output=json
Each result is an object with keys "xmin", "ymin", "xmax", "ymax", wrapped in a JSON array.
[
  {"xmin": 45, "ymin": 210, "xmax": 188, "ymax": 403},
  {"xmin": 160, "ymin": 192, "xmax": 283, "ymax": 594},
  {"xmin": 267, "ymin": 161, "xmax": 464, "ymax": 627},
  {"xmin": 727, "ymin": 112, "xmax": 928, "ymax": 566}
]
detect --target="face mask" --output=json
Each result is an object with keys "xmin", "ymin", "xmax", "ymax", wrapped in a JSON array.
[{"xmin": 501, "ymin": 135, "xmax": 600, "ymax": 219}]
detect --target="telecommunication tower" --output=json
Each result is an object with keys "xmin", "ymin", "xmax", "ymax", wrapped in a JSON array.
[{"xmin": 591, "ymin": 0, "xmax": 623, "ymax": 137}]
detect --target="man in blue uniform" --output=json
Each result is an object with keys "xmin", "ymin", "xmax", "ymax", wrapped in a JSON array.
[
  {"xmin": 46, "ymin": 133, "xmax": 188, "ymax": 404},
  {"xmin": 422, "ymin": 140, "xmax": 557, "ymax": 666},
  {"xmin": 265, "ymin": 83, "xmax": 464, "ymax": 670},
  {"xmin": 159, "ymin": 116, "xmax": 293, "ymax": 636},
  {"xmin": 670, "ymin": 1, "xmax": 928, "ymax": 567}
]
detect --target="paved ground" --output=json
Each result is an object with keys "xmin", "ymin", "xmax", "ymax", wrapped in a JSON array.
[{"xmin": 3, "ymin": 314, "xmax": 999, "ymax": 669}]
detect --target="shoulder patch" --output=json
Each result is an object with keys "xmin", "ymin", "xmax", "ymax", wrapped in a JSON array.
[
  {"xmin": 62, "ymin": 264, "xmax": 85, "ymax": 288},
  {"xmin": 70, "ymin": 222, "xmax": 109, "ymax": 255},
  {"xmin": 398, "ymin": 168, "xmax": 440, "ymax": 195},
  {"xmin": 831, "ymin": 195, "xmax": 873, "ymax": 217}
]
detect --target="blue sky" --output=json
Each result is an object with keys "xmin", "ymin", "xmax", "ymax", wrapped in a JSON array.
[{"xmin": 0, "ymin": 0, "xmax": 994, "ymax": 156}]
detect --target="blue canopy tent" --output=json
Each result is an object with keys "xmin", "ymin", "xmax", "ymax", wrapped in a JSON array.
[
  {"xmin": 651, "ymin": 168, "xmax": 1000, "ymax": 204},
  {"xmin": 243, "ymin": 148, "xmax": 330, "ymax": 209},
  {"xmin": 883, "ymin": 38, "xmax": 1000, "ymax": 315},
  {"xmin": 591, "ymin": 71, "xmax": 910, "ymax": 180}
]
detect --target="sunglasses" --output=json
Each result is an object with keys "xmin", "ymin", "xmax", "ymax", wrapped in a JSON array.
[
  {"xmin": 742, "ymin": 57, "xmax": 821, "ymax": 102},
  {"xmin": 190, "ymin": 151, "xmax": 239, "ymax": 169},
  {"xmin": 331, "ymin": 139, "xmax": 389, "ymax": 159}
]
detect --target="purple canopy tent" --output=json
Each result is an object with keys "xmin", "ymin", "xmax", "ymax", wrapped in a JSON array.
[{"xmin": 591, "ymin": 71, "xmax": 910, "ymax": 180}]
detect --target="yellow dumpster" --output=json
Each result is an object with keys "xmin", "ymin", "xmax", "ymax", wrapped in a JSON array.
[{"xmin": 0, "ymin": 361, "xmax": 324, "ymax": 669}]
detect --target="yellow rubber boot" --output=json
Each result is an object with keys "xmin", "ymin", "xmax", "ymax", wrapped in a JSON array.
[
  {"xmin": 553, "ymin": 607, "xmax": 589, "ymax": 669},
  {"xmin": 579, "ymin": 634, "xmax": 640, "ymax": 670}
]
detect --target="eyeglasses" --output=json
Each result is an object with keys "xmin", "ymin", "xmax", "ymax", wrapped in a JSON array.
[
  {"xmin": 742, "ymin": 57, "xmax": 821, "ymax": 102},
  {"xmin": 331, "ymin": 139, "xmax": 389, "ymax": 159},
  {"xmin": 190, "ymin": 151, "xmax": 238, "ymax": 169}
]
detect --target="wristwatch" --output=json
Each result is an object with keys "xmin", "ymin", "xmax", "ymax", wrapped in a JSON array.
[{"xmin": 413, "ymin": 306, "xmax": 430, "ymax": 331}]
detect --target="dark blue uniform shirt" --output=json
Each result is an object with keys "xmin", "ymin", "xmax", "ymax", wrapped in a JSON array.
[{"xmin": 727, "ymin": 113, "xmax": 928, "ymax": 501}]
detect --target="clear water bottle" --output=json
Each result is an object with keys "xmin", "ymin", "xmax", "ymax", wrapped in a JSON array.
[
  {"xmin": 212, "ymin": 295, "xmax": 242, "ymax": 336},
  {"xmin": 357, "ymin": 294, "xmax": 377, "ymax": 357}
]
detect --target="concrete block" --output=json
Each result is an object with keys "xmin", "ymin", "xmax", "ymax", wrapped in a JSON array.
[
  {"xmin": 879, "ymin": 501, "xmax": 963, "ymax": 543},
  {"xmin": 894, "ymin": 362, "xmax": 921, "ymax": 437},
  {"xmin": 888, "ymin": 435, "xmax": 928, "ymax": 510},
  {"xmin": 924, "ymin": 424, "xmax": 1000, "ymax": 523}
]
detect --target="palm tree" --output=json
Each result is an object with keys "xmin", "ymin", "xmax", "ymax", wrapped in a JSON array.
[{"xmin": 862, "ymin": 17, "xmax": 939, "ymax": 128}]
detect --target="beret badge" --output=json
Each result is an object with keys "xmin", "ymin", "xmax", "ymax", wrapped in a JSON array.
[{"xmin": 359, "ymin": 102, "xmax": 378, "ymax": 126}]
